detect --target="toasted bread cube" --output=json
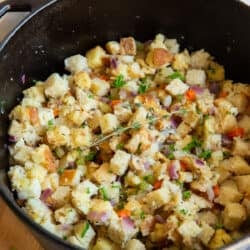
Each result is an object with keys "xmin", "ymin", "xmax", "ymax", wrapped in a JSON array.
[
  {"xmin": 128, "ymin": 62, "xmax": 144, "ymax": 79},
  {"xmin": 114, "ymin": 102, "xmax": 133, "ymax": 123},
  {"xmin": 176, "ymin": 122, "xmax": 192, "ymax": 138},
  {"xmin": 50, "ymin": 186, "xmax": 71, "ymax": 209},
  {"xmin": 65, "ymin": 54, "xmax": 88, "ymax": 73},
  {"xmin": 242, "ymin": 198, "xmax": 250, "ymax": 216},
  {"xmin": 67, "ymin": 109, "xmax": 89, "ymax": 126},
  {"xmin": 23, "ymin": 84, "xmax": 45, "ymax": 104},
  {"xmin": 222, "ymin": 203, "xmax": 247, "ymax": 230},
  {"xmin": 91, "ymin": 77, "xmax": 110, "ymax": 96},
  {"xmin": 186, "ymin": 69, "xmax": 206, "ymax": 86},
  {"xmin": 190, "ymin": 49, "xmax": 210, "ymax": 69},
  {"xmin": 209, "ymin": 229, "xmax": 232, "ymax": 249},
  {"xmin": 207, "ymin": 61, "xmax": 225, "ymax": 81},
  {"xmin": 220, "ymin": 114, "xmax": 237, "ymax": 133},
  {"xmin": 46, "ymin": 125, "xmax": 70, "ymax": 147},
  {"xmin": 99, "ymin": 113, "xmax": 119, "ymax": 134},
  {"xmin": 120, "ymin": 37, "xmax": 136, "ymax": 55},
  {"xmin": 86, "ymin": 46, "xmax": 106, "ymax": 68},
  {"xmin": 232, "ymin": 138, "xmax": 250, "ymax": 157},
  {"xmin": 228, "ymin": 93, "xmax": 248, "ymax": 114},
  {"xmin": 110, "ymin": 150, "xmax": 131, "ymax": 175},
  {"xmin": 93, "ymin": 237, "xmax": 119, "ymax": 250},
  {"xmin": 238, "ymin": 115, "xmax": 250, "ymax": 134},
  {"xmin": 235, "ymin": 175, "xmax": 250, "ymax": 197},
  {"xmin": 106, "ymin": 41, "xmax": 120, "ymax": 55},
  {"xmin": 75, "ymin": 87, "xmax": 98, "ymax": 111},
  {"xmin": 215, "ymin": 180, "xmax": 242, "ymax": 206},
  {"xmin": 129, "ymin": 106, "xmax": 147, "ymax": 124},
  {"xmin": 125, "ymin": 239, "xmax": 146, "ymax": 250},
  {"xmin": 166, "ymin": 79, "xmax": 189, "ymax": 96},
  {"xmin": 92, "ymin": 163, "xmax": 116, "ymax": 184},
  {"xmin": 183, "ymin": 111, "xmax": 200, "ymax": 128},
  {"xmin": 74, "ymin": 221, "xmax": 96, "ymax": 249},
  {"xmin": 44, "ymin": 73, "xmax": 69, "ymax": 98},
  {"xmin": 70, "ymin": 127, "xmax": 92, "ymax": 148},
  {"xmin": 144, "ymin": 188, "xmax": 171, "ymax": 211},
  {"xmin": 59, "ymin": 169, "xmax": 82, "ymax": 186},
  {"xmin": 165, "ymin": 38, "xmax": 180, "ymax": 54},
  {"xmin": 54, "ymin": 205, "xmax": 79, "ymax": 224},
  {"xmin": 228, "ymin": 156, "xmax": 250, "ymax": 175},
  {"xmin": 172, "ymin": 50, "xmax": 190, "ymax": 71},
  {"xmin": 74, "ymin": 71, "xmax": 91, "ymax": 90},
  {"xmin": 125, "ymin": 171, "xmax": 141, "ymax": 187},
  {"xmin": 146, "ymin": 48, "xmax": 173, "ymax": 68},
  {"xmin": 25, "ymin": 162, "xmax": 48, "ymax": 184}
]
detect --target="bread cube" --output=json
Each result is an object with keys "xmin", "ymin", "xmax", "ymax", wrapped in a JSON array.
[
  {"xmin": 172, "ymin": 50, "xmax": 190, "ymax": 71},
  {"xmin": 70, "ymin": 127, "xmax": 92, "ymax": 148},
  {"xmin": 220, "ymin": 114, "xmax": 237, "ymax": 133},
  {"xmin": 74, "ymin": 221, "xmax": 96, "ymax": 248},
  {"xmin": 54, "ymin": 205, "xmax": 79, "ymax": 224},
  {"xmin": 232, "ymin": 138, "xmax": 250, "ymax": 157},
  {"xmin": 99, "ymin": 113, "xmax": 119, "ymax": 134},
  {"xmin": 198, "ymin": 211, "xmax": 217, "ymax": 226},
  {"xmin": 125, "ymin": 239, "xmax": 146, "ymax": 250},
  {"xmin": 106, "ymin": 41, "xmax": 120, "ymax": 55},
  {"xmin": 110, "ymin": 150, "xmax": 131, "ymax": 175},
  {"xmin": 209, "ymin": 229, "xmax": 232, "ymax": 249},
  {"xmin": 74, "ymin": 71, "xmax": 91, "ymax": 90},
  {"xmin": 23, "ymin": 84, "xmax": 45, "ymax": 104},
  {"xmin": 166, "ymin": 79, "xmax": 189, "ymax": 96},
  {"xmin": 242, "ymin": 198, "xmax": 250, "ymax": 216},
  {"xmin": 25, "ymin": 162, "xmax": 48, "ymax": 184},
  {"xmin": 91, "ymin": 77, "xmax": 110, "ymax": 96},
  {"xmin": 176, "ymin": 122, "xmax": 192, "ymax": 138},
  {"xmin": 238, "ymin": 115, "xmax": 250, "ymax": 134},
  {"xmin": 128, "ymin": 62, "xmax": 144, "ymax": 79},
  {"xmin": 204, "ymin": 134, "xmax": 221, "ymax": 150},
  {"xmin": 228, "ymin": 156, "xmax": 250, "ymax": 175},
  {"xmin": 129, "ymin": 106, "xmax": 147, "ymax": 124},
  {"xmin": 93, "ymin": 237, "xmax": 119, "ymax": 250},
  {"xmin": 165, "ymin": 38, "xmax": 180, "ymax": 54},
  {"xmin": 25, "ymin": 198, "xmax": 51, "ymax": 223},
  {"xmin": 50, "ymin": 186, "xmax": 71, "ymax": 209},
  {"xmin": 186, "ymin": 69, "xmax": 206, "ymax": 86},
  {"xmin": 86, "ymin": 46, "xmax": 106, "ymax": 68},
  {"xmin": 92, "ymin": 163, "xmax": 116, "ymax": 184},
  {"xmin": 207, "ymin": 61, "xmax": 225, "ymax": 81},
  {"xmin": 125, "ymin": 171, "xmax": 141, "ymax": 187},
  {"xmin": 222, "ymin": 203, "xmax": 247, "ymax": 230},
  {"xmin": 44, "ymin": 73, "xmax": 69, "ymax": 98},
  {"xmin": 38, "ymin": 108, "xmax": 54, "ymax": 127},
  {"xmin": 235, "ymin": 175, "xmax": 250, "ymax": 197},
  {"xmin": 64, "ymin": 54, "xmax": 88, "ymax": 73},
  {"xmin": 46, "ymin": 125, "xmax": 70, "ymax": 147},
  {"xmin": 228, "ymin": 93, "xmax": 248, "ymax": 114},
  {"xmin": 190, "ymin": 49, "xmax": 210, "ymax": 69},
  {"xmin": 144, "ymin": 188, "xmax": 170, "ymax": 211},
  {"xmin": 75, "ymin": 87, "xmax": 98, "ymax": 111},
  {"xmin": 215, "ymin": 180, "xmax": 242, "ymax": 206},
  {"xmin": 59, "ymin": 169, "xmax": 82, "ymax": 186},
  {"xmin": 114, "ymin": 102, "xmax": 132, "ymax": 123},
  {"xmin": 120, "ymin": 37, "xmax": 136, "ymax": 55}
]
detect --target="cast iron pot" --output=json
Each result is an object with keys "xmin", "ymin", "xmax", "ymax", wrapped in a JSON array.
[{"xmin": 0, "ymin": 0, "xmax": 249, "ymax": 249}]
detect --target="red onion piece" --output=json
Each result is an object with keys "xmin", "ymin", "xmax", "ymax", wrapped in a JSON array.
[
  {"xmin": 170, "ymin": 115, "xmax": 182, "ymax": 129},
  {"xmin": 190, "ymin": 85, "xmax": 204, "ymax": 95},
  {"xmin": 87, "ymin": 211, "xmax": 110, "ymax": 223},
  {"xmin": 207, "ymin": 186, "xmax": 215, "ymax": 201},
  {"xmin": 8, "ymin": 135, "xmax": 17, "ymax": 143},
  {"xmin": 110, "ymin": 58, "xmax": 118, "ymax": 69},
  {"xmin": 57, "ymin": 224, "xmax": 73, "ymax": 231},
  {"xmin": 40, "ymin": 188, "xmax": 53, "ymax": 202},
  {"xmin": 209, "ymin": 106, "xmax": 216, "ymax": 115},
  {"xmin": 119, "ymin": 89, "xmax": 127, "ymax": 99},
  {"xmin": 221, "ymin": 134, "xmax": 233, "ymax": 148},
  {"xmin": 208, "ymin": 82, "xmax": 220, "ymax": 95},
  {"xmin": 168, "ymin": 160, "xmax": 179, "ymax": 180},
  {"xmin": 68, "ymin": 161, "xmax": 76, "ymax": 168},
  {"xmin": 121, "ymin": 216, "xmax": 135, "ymax": 231},
  {"xmin": 21, "ymin": 74, "xmax": 26, "ymax": 85},
  {"xmin": 195, "ymin": 159, "xmax": 205, "ymax": 166},
  {"xmin": 130, "ymin": 91, "xmax": 138, "ymax": 97},
  {"xmin": 143, "ymin": 161, "xmax": 151, "ymax": 170},
  {"xmin": 155, "ymin": 214, "xmax": 165, "ymax": 224},
  {"xmin": 100, "ymin": 97, "xmax": 110, "ymax": 104}
]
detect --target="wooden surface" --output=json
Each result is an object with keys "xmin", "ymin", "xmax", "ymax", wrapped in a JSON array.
[{"xmin": 0, "ymin": 197, "xmax": 44, "ymax": 250}]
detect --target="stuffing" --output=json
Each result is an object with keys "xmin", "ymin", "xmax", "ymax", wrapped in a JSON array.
[
  {"xmin": 190, "ymin": 49, "xmax": 210, "ymax": 69},
  {"xmin": 110, "ymin": 150, "xmax": 131, "ymax": 175},
  {"xmin": 74, "ymin": 71, "xmax": 91, "ymax": 90},
  {"xmin": 225, "ymin": 156, "xmax": 250, "ymax": 175},
  {"xmin": 113, "ymin": 102, "xmax": 133, "ymax": 123},
  {"xmin": 44, "ymin": 73, "xmax": 69, "ymax": 98},
  {"xmin": 106, "ymin": 41, "xmax": 121, "ymax": 55},
  {"xmin": 92, "ymin": 163, "xmax": 116, "ymax": 184},
  {"xmin": 64, "ymin": 54, "xmax": 88, "ymax": 73},
  {"xmin": 120, "ymin": 37, "xmax": 136, "ymax": 55},
  {"xmin": 238, "ymin": 115, "xmax": 250, "ymax": 134},
  {"xmin": 222, "ymin": 203, "xmax": 247, "ymax": 231},
  {"xmin": 227, "ymin": 93, "xmax": 248, "ymax": 114},
  {"xmin": 125, "ymin": 171, "xmax": 141, "ymax": 187},
  {"xmin": 186, "ymin": 69, "xmax": 206, "ymax": 86},
  {"xmin": 207, "ymin": 61, "xmax": 225, "ymax": 81},
  {"xmin": 165, "ymin": 79, "xmax": 189, "ymax": 96},
  {"xmin": 99, "ymin": 113, "xmax": 119, "ymax": 134},
  {"xmin": 70, "ymin": 127, "xmax": 92, "ymax": 148},
  {"xmin": 59, "ymin": 169, "xmax": 82, "ymax": 186},
  {"xmin": 125, "ymin": 239, "xmax": 146, "ymax": 250},
  {"xmin": 50, "ymin": 186, "xmax": 71, "ymax": 209},
  {"xmin": 165, "ymin": 38, "xmax": 180, "ymax": 54},
  {"xmin": 92, "ymin": 237, "xmax": 119, "ymax": 250},
  {"xmin": 41, "ymin": 173, "xmax": 59, "ymax": 191},
  {"xmin": 172, "ymin": 50, "xmax": 190, "ymax": 71},
  {"xmin": 209, "ymin": 229, "xmax": 232, "ymax": 249},
  {"xmin": 38, "ymin": 108, "xmax": 54, "ymax": 127},
  {"xmin": 234, "ymin": 175, "xmax": 250, "ymax": 197},
  {"xmin": 54, "ymin": 205, "xmax": 79, "ymax": 224},
  {"xmin": 86, "ymin": 46, "xmax": 106, "ymax": 69},
  {"xmin": 91, "ymin": 77, "xmax": 110, "ymax": 96},
  {"xmin": 46, "ymin": 125, "xmax": 70, "ymax": 147},
  {"xmin": 232, "ymin": 138, "xmax": 250, "ymax": 157},
  {"xmin": 75, "ymin": 87, "xmax": 98, "ymax": 111},
  {"xmin": 23, "ymin": 84, "xmax": 45, "ymax": 104},
  {"xmin": 220, "ymin": 114, "xmax": 237, "ymax": 133},
  {"xmin": 146, "ymin": 48, "xmax": 173, "ymax": 68}
]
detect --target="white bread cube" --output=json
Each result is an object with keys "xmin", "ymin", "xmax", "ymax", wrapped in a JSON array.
[
  {"xmin": 144, "ymin": 188, "xmax": 171, "ymax": 211},
  {"xmin": 50, "ymin": 186, "xmax": 71, "ymax": 209},
  {"xmin": 92, "ymin": 237, "xmax": 119, "ymax": 250},
  {"xmin": 25, "ymin": 162, "xmax": 48, "ymax": 184},
  {"xmin": 70, "ymin": 127, "xmax": 92, "ymax": 148},
  {"xmin": 114, "ymin": 102, "xmax": 133, "ymax": 123},
  {"xmin": 74, "ymin": 221, "xmax": 96, "ymax": 248},
  {"xmin": 64, "ymin": 54, "xmax": 88, "ymax": 73},
  {"xmin": 91, "ymin": 77, "xmax": 110, "ymax": 96},
  {"xmin": 75, "ymin": 87, "xmax": 98, "ymax": 111},
  {"xmin": 165, "ymin": 79, "xmax": 189, "ymax": 96},
  {"xmin": 25, "ymin": 198, "xmax": 51, "ymax": 223},
  {"xmin": 220, "ymin": 114, "xmax": 237, "ymax": 133},
  {"xmin": 125, "ymin": 171, "xmax": 141, "ymax": 187},
  {"xmin": 99, "ymin": 113, "xmax": 119, "ymax": 134},
  {"xmin": 199, "ymin": 223, "xmax": 215, "ymax": 246},
  {"xmin": 92, "ymin": 163, "xmax": 117, "ymax": 184},
  {"xmin": 54, "ymin": 205, "xmax": 79, "ymax": 224},
  {"xmin": 59, "ymin": 169, "xmax": 82, "ymax": 186},
  {"xmin": 232, "ymin": 138, "xmax": 250, "ymax": 157},
  {"xmin": 44, "ymin": 73, "xmax": 69, "ymax": 98},
  {"xmin": 190, "ymin": 50, "xmax": 210, "ymax": 69},
  {"xmin": 86, "ymin": 46, "xmax": 106, "ymax": 68},
  {"xmin": 74, "ymin": 71, "xmax": 91, "ymax": 90},
  {"xmin": 125, "ymin": 239, "xmax": 146, "ymax": 250},
  {"xmin": 172, "ymin": 50, "xmax": 190, "ymax": 71},
  {"xmin": 129, "ymin": 106, "xmax": 147, "ymax": 124},
  {"xmin": 110, "ymin": 150, "xmax": 131, "ymax": 175},
  {"xmin": 235, "ymin": 175, "xmax": 250, "ymax": 197},
  {"xmin": 23, "ymin": 85, "xmax": 45, "ymax": 104},
  {"xmin": 46, "ymin": 125, "xmax": 70, "ymax": 147},
  {"xmin": 165, "ymin": 39, "xmax": 180, "ymax": 54},
  {"xmin": 105, "ymin": 41, "xmax": 120, "ymax": 55},
  {"xmin": 222, "ymin": 203, "xmax": 247, "ymax": 230},
  {"xmin": 186, "ymin": 69, "xmax": 206, "ymax": 86}
]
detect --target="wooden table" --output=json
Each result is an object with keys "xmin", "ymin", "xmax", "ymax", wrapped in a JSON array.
[{"xmin": 0, "ymin": 197, "xmax": 44, "ymax": 250}]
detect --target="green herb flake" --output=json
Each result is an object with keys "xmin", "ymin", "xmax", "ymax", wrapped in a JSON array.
[
  {"xmin": 55, "ymin": 147, "xmax": 64, "ymax": 158},
  {"xmin": 88, "ymin": 94, "xmax": 94, "ymax": 99},
  {"xmin": 100, "ymin": 187, "xmax": 109, "ymax": 201},
  {"xmin": 76, "ymin": 158, "xmax": 85, "ymax": 166},
  {"xmin": 116, "ymin": 143, "xmax": 124, "ymax": 150},
  {"xmin": 183, "ymin": 190, "xmax": 191, "ymax": 200},
  {"xmin": 112, "ymin": 74, "xmax": 126, "ymax": 88},
  {"xmin": 131, "ymin": 122, "xmax": 141, "ymax": 130},
  {"xmin": 143, "ymin": 174, "xmax": 154, "ymax": 184},
  {"xmin": 140, "ymin": 211, "xmax": 145, "ymax": 219},
  {"xmin": 168, "ymin": 71, "xmax": 185, "ymax": 81},
  {"xmin": 139, "ymin": 181, "xmax": 151, "ymax": 191},
  {"xmin": 48, "ymin": 119, "xmax": 54, "ymax": 130},
  {"xmin": 81, "ymin": 221, "xmax": 90, "ymax": 238},
  {"xmin": 215, "ymin": 222, "xmax": 224, "ymax": 229},
  {"xmin": 62, "ymin": 236, "xmax": 68, "ymax": 241},
  {"xmin": 86, "ymin": 187, "xmax": 90, "ymax": 194},
  {"xmin": 85, "ymin": 151, "xmax": 97, "ymax": 161},
  {"xmin": 179, "ymin": 209, "xmax": 188, "ymax": 215},
  {"xmin": 112, "ymin": 183, "xmax": 121, "ymax": 189},
  {"xmin": 223, "ymin": 151, "xmax": 231, "ymax": 159},
  {"xmin": 57, "ymin": 168, "xmax": 65, "ymax": 175},
  {"xmin": 183, "ymin": 137, "xmax": 202, "ymax": 153},
  {"xmin": 138, "ymin": 77, "xmax": 151, "ymax": 94},
  {"xmin": 199, "ymin": 150, "xmax": 212, "ymax": 160}
]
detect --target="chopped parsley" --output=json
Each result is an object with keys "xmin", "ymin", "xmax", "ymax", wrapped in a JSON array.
[
  {"xmin": 199, "ymin": 150, "xmax": 212, "ymax": 160},
  {"xmin": 86, "ymin": 187, "xmax": 90, "ymax": 194},
  {"xmin": 116, "ymin": 143, "xmax": 124, "ymax": 150},
  {"xmin": 100, "ymin": 187, "xmax": 109, "ymax": 200},
  {"xmin": 143, "ymin": 174, "xmax": 155, "ymax": 184},
  {"xmin": 131, "ymin": 122, "xmax": 141, "ymax": 130},
  {"xmin": 183, "ymin": 190, "xmax": 191, "ymax": 200},
  {"xmin": 112, "ymin": 183, "xmax": 121, "ymax": 189},
  {"xmin": 85, "ymin": 151, "xmax": 97, "ymax": 161},
  {"xmin": 168, "ymin": 71, "xmax": 185, "ymax": 81},
  {"xmin": 139, "ymin": 180, "xmax": 151, "ymax": 191},
  {"xmin": 47, "ymin": 119, "xmax": 54, "ymax": 129},
  {"xmin": 183, "ymin": 137, "xmax": 202, "ymax": 153},
  {"xmin": 76, "ymin": 157, "xmax": 85, "ymax": 165},
  {"xmin": 140, "ymin": 211, "xmax": 145, "ymax": 219},
  {"xmin": 57, "ymin": 167, "xmax": 65, "ymax": 175},
  {"xmin": 81, "ymin": 221, "xmax": 90, "ymax": 238},
  {"xmin": 215, "ymin": 222, "xmax": 224, "ymax": 229},
  {"xmin": 179, "ymin": 209, "xmax": 188, "ymax": 215},
  {"xmin": 138, "ymin": 77, "xmax": 151, "ymax": 94},
  {"xmin": 166, "ymin": 144, "xmax": 175, "ymax": 160},
  {"xmin": 62, "ymin": 236, "xmax": 68, "ymax": 240},
  {"xmin": 112, "ymin": 74, "xmax": 126, "ymax": 88},
  {"xmin": 88, "ymin": 93, "xmax": 94, "ymax": 99}
]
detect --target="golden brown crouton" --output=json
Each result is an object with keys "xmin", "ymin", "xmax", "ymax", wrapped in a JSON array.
[{"xmin": 120, "ymin": 37, "xmax": 136, "ymax": 55}]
